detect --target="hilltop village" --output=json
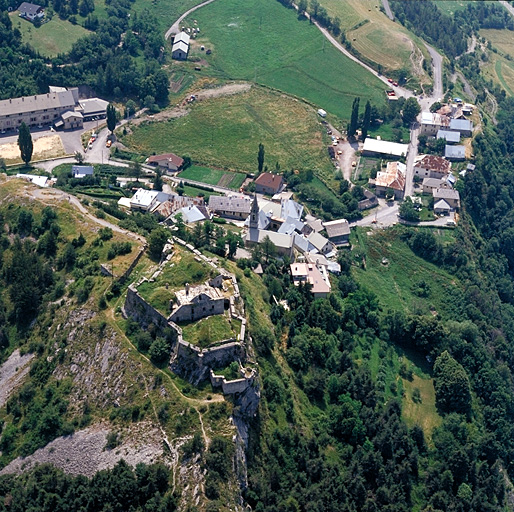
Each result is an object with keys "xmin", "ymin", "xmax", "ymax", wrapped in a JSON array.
[{"xmin": 4, "ymin": 0, "xmax": 514, "ymax": 511}]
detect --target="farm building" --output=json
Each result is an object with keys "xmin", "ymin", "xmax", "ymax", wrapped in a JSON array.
[
  {"xmin": 172, "ymin": 31, "xmax": 190, "ymax": 60},
  {"xmin": 362, "ymin": 138, "xmax": 409, "ymax": 158},
  {"xmin": 129, "ymin": 189, "xmax": 169, "ymax": 212},
  {"xmin": 414, "ymin": 155, "xmax": 451, "ymax": 179},
  {"xmin": 172, "ymin": 205, "xmax": 210, "ymax": 224},
  {"xmin": 374, "ymin": 161, "xmax": 406, "ymax": 199},
  {"xmin": 254, "ymin": 172, "xmax": 284, "ymax": 195},
  {"xmin": 18, "ymin": 2, "xmax": 44, "ymax": 21},
  {"xmin": 445, "ymin": 145, "xmax": 466, "ymax": 161},
  {"xmin": 147, "ymin": 153, "xmax": 184, "ymax": 173},
  {"xmin": 77, "ymin": 98, "xmax": 109, "ymax": 121},
  {"xmin": 322, "ymin": 219, "xmax": 350, "ymax": 246}
]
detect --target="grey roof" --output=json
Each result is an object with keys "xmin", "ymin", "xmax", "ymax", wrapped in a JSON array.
[
  {"xmin": 323, "ymin": 219, "xmax": 350, "ymax": 239},
  {"xmin": 433, "ymin": 187, "xmax": 460, "ymax": 201},
  {"xmin": 244, "ymin": 209, "xmax": 270, "ymax": 230},
  {"xmin": 467, "ymin": 163, "xmax": 476, "ymax": 171},
  {"xmin": 18, "ymin": 2, "xmax": 42, "ymax": 15},
  {"xmin": 308, "ymin": 231, "xmax": 330, "ymax": 252},
  {"xmin": 293, "ymin": 233, "xmax": 312, "ymax": 253},
  {"xmin": 209, "ymin": 194, "xmax": 252, "ymax": 214},
  {"xmin": 62, "ymin": 110, "xmax": 83, "ymax": 119},
  {"xmin": 278, "ymin": 222, "xmax": 296, "ymax": 235},
  {"xmin": 78, "ymin": 98, "xmax": 109, "ymax": 116},
  {"xmin": 445, "ymin": 145, "xmax": 466, "ymax": 159},
  {"xmin": 72, "ymin": 165, "xmax": 93, "ymax": 176},
  {"xmin": 422, "ymin": 177, "xmax": 442, "ymax": 188},
  {"xmin": 449, "ymin": 118, "xmax": 473, "ymax": 132},
  {"xmin": 434, "ymin": 199, "xmax": 451, "ymax": 210},
  {"xmin": 0, "ymin": 90, "xmax": 76, "ymax": 117},
  {"xmin": 437, "ymin": 130, "xmax": 460, "ymax": 143},
  {"xmin": 245, "ymin": 229, "xmax": 293, "ymax": 249}
]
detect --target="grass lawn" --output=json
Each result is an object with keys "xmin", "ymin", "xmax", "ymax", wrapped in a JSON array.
[
  {"xmin": 351, "ymin": 226, "xmax": 459, "ymax": 316},
  {"xmin": 433, "ymin": 1, "xmax": 472, "ymax": 15},
  {"xmin": 368, "ymin": 122, "xmax": 410, "ymax": 144},
  {"xmin": 187, "ymin": 0, "xmax": 386, "ymax": 119},
  {"xmin": 182, "ymin": 185, "xmax": 220, "ymax": 200},
  {"xmin": 121, "ymin": 86, "xmax": 335, "ymax": 178},
  {"xmin": 180, "ymin": 314, "xmax": 241, "ymax": 348},
  {"xmin": 402, "ymin": 373, "xmax": 442, "ymax": 443},
  {"xmin": 10, "ymin": 15, "xmax": 90, "ymax": 57},
  {"xmin": 137, "ymin": 249, "xmax": 216, "ymax": 313},
  {"xmin": 178, "ymin": 165, "xmax": 246, "ymax": 190}
]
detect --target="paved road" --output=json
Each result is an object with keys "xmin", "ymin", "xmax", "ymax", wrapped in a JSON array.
[
  {"xmin": 404, "ymin": 123, "xmax": 419, "ymax": 199},
  {"xmin": 164, "ymin": 0, "xmax": 218, "ymax": 40},
  {"xmin": 422, "ymin": 43, "xmax": 443, "ymax": 108},
  {"xmin": 381, "ymin": 0, "xmax": 394, "ymax": 21}
]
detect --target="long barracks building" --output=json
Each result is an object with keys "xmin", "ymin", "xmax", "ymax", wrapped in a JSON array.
[{"xmin": 0, "ymin": 87, "xmax": 108, "ymax": 132}]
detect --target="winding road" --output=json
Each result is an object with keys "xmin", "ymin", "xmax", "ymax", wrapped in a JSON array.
[{"xmin": 164, "ymin": 0, "xmax": 218, "ymax": 40}]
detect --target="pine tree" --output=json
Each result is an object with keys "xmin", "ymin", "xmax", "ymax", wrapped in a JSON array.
[
  {"xmin": 257, "ymin": 143, "xmax": 265, "ymax": 173},
  {"xmin": 361, "ymin": 100, "xmax": 371, "ymax": 141},
  {"xmin": 17, "ymin": 122, "xmax": 33, "ymax": 166},
  {"xmin": 106, "ymin": 104, "xmax": 117, "ymax": 133},
  {"xmin": 348, "ymin": 97, "xmax": 360, "ymax": 138}
]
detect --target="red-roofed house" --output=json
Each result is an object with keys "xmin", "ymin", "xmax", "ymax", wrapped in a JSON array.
[
  {"xmin": 254, "ymin": 173, "xmax": 284, "ymax": 196},
  {"xmin": 147, "ymin": 153, "xmax": 184, "ymax": 173}
]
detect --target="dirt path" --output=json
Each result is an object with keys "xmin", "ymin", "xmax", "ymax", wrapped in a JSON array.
[
  {"xmin": 165, "ymin": 0, "xmax": 218, "ymax": 40},
  {"xmin": 24, "ymin": 186, "xmax": 146, "ymax": 244}
]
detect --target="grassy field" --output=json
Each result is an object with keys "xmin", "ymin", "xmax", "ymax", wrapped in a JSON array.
[
  {"xmin": 179, "ymin": 165, "xmax": 246, "ymax": 190},
  {"xmin": 182, "ymin": 184, "xmax": 220, "ymax": 199},
  {"xmin": 433, "ymin": 1, "xmax": 472, "ymax": 15},
  {"xmin": 186, "ymin": 0, "xmax": 386, "ymax": 119},
  {"xmin": 351, "ymin": 226, "xmax": 459, "ymax": 316},
  {"xmin": 480, "ymin": 29, "xmax": 514, "ymax": 96},
  {"xmin": 314, "ymin": 0, "xmax": 430, "ymax": 84},
  {"xmin": 121, "ymin": 87, "xmax": 335, "ymax": 178},
  {"xmin": 180, "ymin": 314, "xmax": 241, "ymax": 348},
  {"xmin": 10, "ymin": 15, "xmax": 90, "ymax": 57}
]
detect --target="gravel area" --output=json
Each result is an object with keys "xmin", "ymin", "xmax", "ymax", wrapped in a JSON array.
[
  {"xmin": 0, "ymin": 349, "xmax": 34, "ymax": 409},
  {"xmin": 0, "ymin": 422, "xmax": 164, "ymax": 478}
]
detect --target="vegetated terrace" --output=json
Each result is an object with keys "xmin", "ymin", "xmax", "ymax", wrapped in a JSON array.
[
  {"xmin": 178, "ymin": 165, "xmax": 246, "ymax": 190},
  {"xmin": 137, "ymin": 248, "xmax": 219, "ymax": 315},
  {"xmin": 121, "ymin": 86, "xmax": 335, "ymax": 181},
  {"xmin": 179, "ymin": 314, "xmax": 242, "ymax": 348}
]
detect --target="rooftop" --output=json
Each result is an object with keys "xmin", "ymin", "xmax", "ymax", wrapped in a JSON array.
[
  {"xmin": 78, "ymin": 98, "xmax": 109, "ymax": 115},
  {"xmin": 437, "ymin": 130, "xmax": 460, "ymax": 143},
  {"xmin": 290, "ymin": 263, "xmax": 331, "ymax": 295},
  {"xmin": 254, "ymin": 172, "xmax": 283, "ymax": 192},
  {"xmin": 0, "ymin": 90, "xmax": 76, "ymax": 117},
  {"xmin": 362, "ymin": 138, "xmax": 409, "ymax": 157},
  {"xmin": 433, "ymin": 187, "xmax": 460, "ymax": 201},
  {"xmin": 375, "ymin": 161, "xmax": 406, "ymax": 191},
  {"xmin": 449, "ymin": 118, "xmax": 473, "ymax": 132},
  {"xmin": 174, "ymin": 31, "xmax": 190, "ymax": 45},
  {"xmin": 172, "ymin": 41, "xmax": 189, "ymax": 54},
  {"xmin": 148, "ymin": 153, "xmax": 184, "ymax": 167},
  {"xmin": 323, "ymin": 218, "xmax": 350, "ymax": 238},
  {"xmin": 445, "ymin": 145, "xmax": 466, "ymax": 159},
  {"xmin": 209, "ymin": 194, "xmax": 252, "ymax": 214},
  {"xmin": 414, "ymin": 154, "xmax": 451, "ymax": 174},
  {"xmin": 130, "ymin": 188, "xmax": 159, "ymax": 208}
]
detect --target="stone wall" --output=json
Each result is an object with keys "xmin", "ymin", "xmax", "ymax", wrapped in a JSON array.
[{"xmin": 123, "ymin": 283, "xmax": 172, "ymax": 332}]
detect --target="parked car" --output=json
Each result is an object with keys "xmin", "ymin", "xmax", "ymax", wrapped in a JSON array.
[{"xmin": 106, "ymin": 140, "xmax": 112, "ymax": 148}]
